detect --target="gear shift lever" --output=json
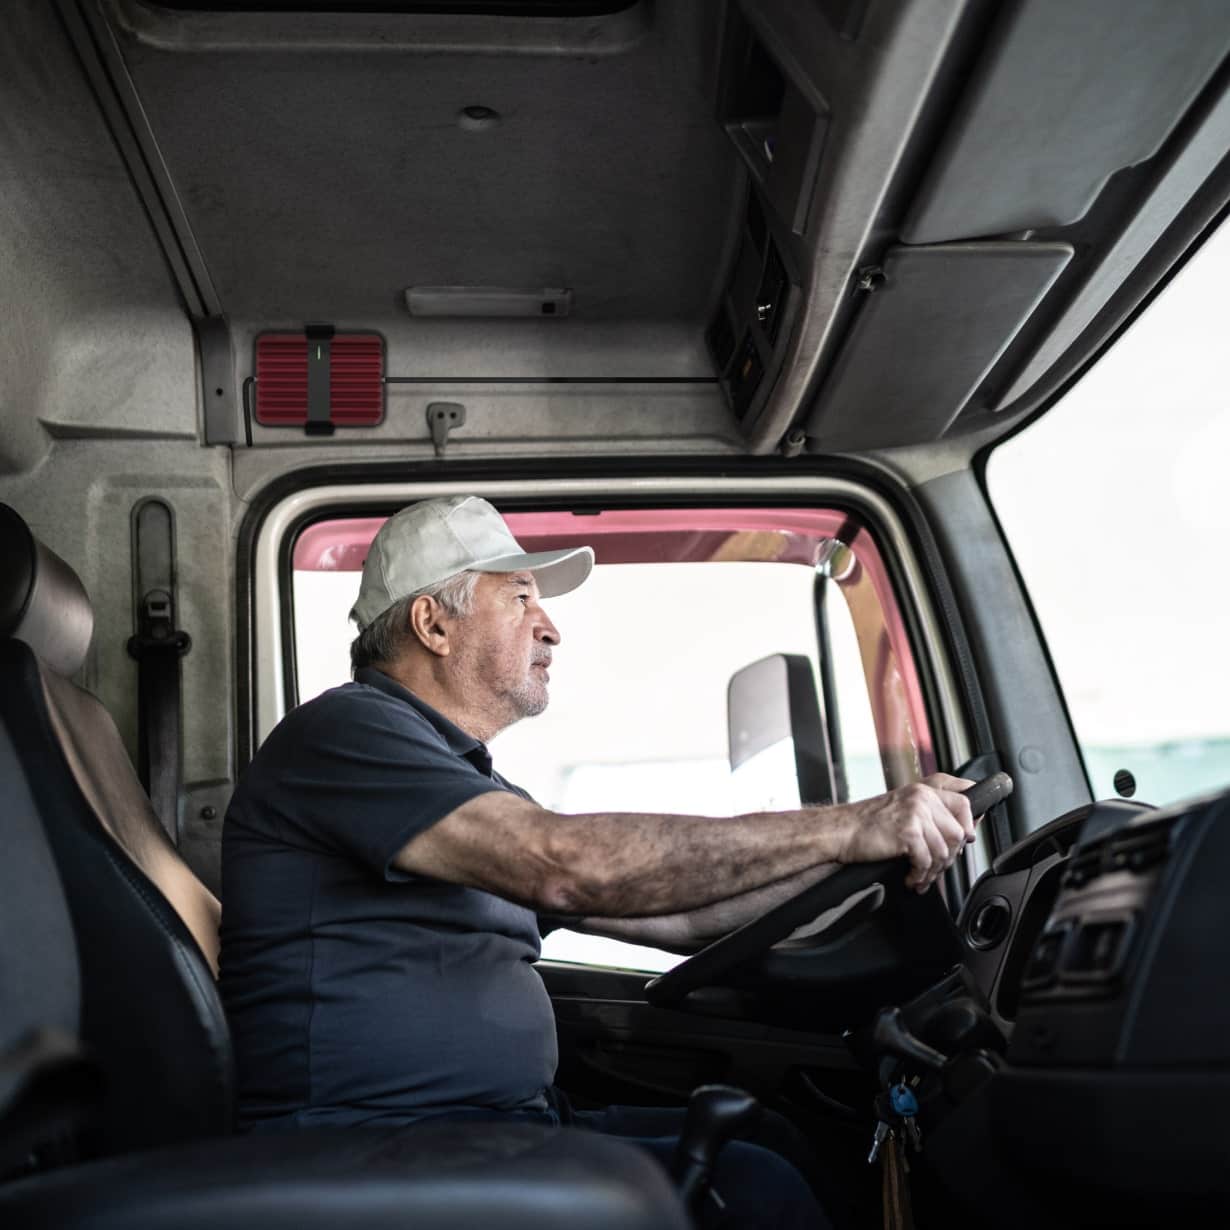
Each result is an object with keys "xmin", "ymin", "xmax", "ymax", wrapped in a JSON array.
[
  {"xmin": 672, "ymin": 1084, "xmax": 762, "ymax": 1211},
  {"xmin": 872, "ymin": 1007, "xmax": 948, "ymax": 1073}
]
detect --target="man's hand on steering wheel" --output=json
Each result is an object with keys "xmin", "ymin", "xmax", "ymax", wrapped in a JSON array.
[{"xmin": 834, "ymin": 773, "xmax": 978, "ymax": 893}]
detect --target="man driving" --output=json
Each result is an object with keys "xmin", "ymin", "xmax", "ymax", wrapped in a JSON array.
[{"xmin": 220, "ymin": 495, "xmax": 976, "ymax": 1230}]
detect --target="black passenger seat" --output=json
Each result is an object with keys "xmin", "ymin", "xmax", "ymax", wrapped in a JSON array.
[{"xmin": 0, "ymin": 502, "xmax": 687, "ymax": 1230}]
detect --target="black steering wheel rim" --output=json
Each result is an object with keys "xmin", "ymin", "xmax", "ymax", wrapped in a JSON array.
[
  {"xmin": 644, "ymin": 774, "xmax": 1013, "ymax": 1010},
  {"xmin": 644, "ymin": 856, "xmax": 907, "ymax": 1008}
]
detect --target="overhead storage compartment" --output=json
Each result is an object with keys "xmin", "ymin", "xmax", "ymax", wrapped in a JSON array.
[
  {"xmin": 902, "ymin": 0, "xmax": 1230, "ymax": 245},
  {"xmin": 804, "ymin": 242, "xmax": 1072, "ymax": 451}
]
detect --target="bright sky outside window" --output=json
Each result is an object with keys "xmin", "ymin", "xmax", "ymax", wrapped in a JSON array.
[{"xmin": 987, "ymin": 216, "xmax": 1230, "ymax": 807}]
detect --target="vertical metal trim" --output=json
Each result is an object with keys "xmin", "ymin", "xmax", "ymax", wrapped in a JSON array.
[
  {"xmin": 54, "ymin": 0, "xmax": 222, "ymax": 320},
  {"xmin": 199, "ymin": 315, "xmax": 239, "ymax": 445}
]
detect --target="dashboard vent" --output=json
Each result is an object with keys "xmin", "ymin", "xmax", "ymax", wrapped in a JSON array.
[
  {"xmin": 1064, "ymin": 821, "xmax": 1172, "ymax": 888},
  {"xmin": 1106, "ymin": 824, "xmax": 1172, "ymax": 874}
]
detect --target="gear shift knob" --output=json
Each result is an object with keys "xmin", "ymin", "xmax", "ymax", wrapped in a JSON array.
[
  {"xmin": 672, "ymin": 1084, "xmax": 762, "ymax": 1210},
  {"xmin": 872, "ymin": 1006, "xmax": 948, "ymax": 1073}
]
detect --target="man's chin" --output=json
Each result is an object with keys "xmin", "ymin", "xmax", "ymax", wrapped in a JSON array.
[{"xmin": 511, "ymin": 684, "xmax": 549, "ymax": 720}]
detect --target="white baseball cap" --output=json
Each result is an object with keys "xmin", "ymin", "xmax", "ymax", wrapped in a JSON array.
[{"xmin": 350, "ymin": 495, "xmax": 594, "ymax": 630}]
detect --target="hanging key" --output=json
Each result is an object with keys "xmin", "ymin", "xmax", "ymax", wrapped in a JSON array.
[
  {"xmin": 867, "ymin": 1120, "xmax": 892, "ymax": 1164},
  {"xmin": 889, "ymin": 1081, "xmax": 918, "ymax": 1119},
  {"xmin": 889, "ymin": 1081, "xmax": 922, "ymax": 1152}
]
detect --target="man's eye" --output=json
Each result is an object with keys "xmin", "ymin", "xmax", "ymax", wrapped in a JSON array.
[{"xmin": 517, "ymin": 593, "xmax": 530, "ymax": 604}]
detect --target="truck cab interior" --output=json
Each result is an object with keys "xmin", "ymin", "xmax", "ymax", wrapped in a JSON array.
[{"xmin": 2, "ymin": 1, "xmax": 1229, "ymax": 1227}]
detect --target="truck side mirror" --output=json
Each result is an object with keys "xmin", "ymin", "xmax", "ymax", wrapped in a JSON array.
[{"xmin": 727, "ymin": 653, "xmax": 836, "ymax": 810}]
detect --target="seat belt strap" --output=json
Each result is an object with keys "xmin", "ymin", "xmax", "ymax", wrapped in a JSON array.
[{"xmin": 127, "ymin": 499, "xmax": 191, "ymax": 843}]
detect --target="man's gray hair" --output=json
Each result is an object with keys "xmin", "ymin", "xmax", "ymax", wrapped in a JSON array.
[{"xmin": 350, "ymin": 570, "xmax": 480, "ymax": 676}]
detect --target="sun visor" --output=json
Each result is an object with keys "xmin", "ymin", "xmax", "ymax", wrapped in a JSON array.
[{"xmin": 803, "ymin": 243, "xmax": 1072, "ymax": 451}]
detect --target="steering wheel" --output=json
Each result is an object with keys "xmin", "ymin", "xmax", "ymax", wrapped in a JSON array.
[{"xmin": 644, "ymin": 773, "xmax": 1014, "ymax": 1009}]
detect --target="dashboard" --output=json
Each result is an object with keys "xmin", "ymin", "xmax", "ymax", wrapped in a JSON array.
[
  {"xmin": 636, "ymin": 778, "xmax": 1230, "ymax": 1221},
  {"xmin": 955, "ymin": 796, "xmax": 1150, "ymax": 1029},
  {"xmin": 934, "ymin": 784, "xmax": 1230, "ymax": 1223}
]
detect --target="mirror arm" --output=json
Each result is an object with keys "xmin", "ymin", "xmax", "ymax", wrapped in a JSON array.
[{"xmin": 812, "ymin": 571, "xmax": 848, "ymax": 803}]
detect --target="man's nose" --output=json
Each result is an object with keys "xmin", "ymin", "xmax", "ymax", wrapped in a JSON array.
[{"xmin": 535, "ymin": 606, "xmax": 560, "ymax": 646}]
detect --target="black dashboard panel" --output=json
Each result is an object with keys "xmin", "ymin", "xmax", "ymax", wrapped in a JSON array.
[
  {"xmin": 953, "ymin": 799, "xmax": 1151, "ymax": 1029},
  {"xmin": 939, "ymin": 785, "xmax": 1230, "ymax": 1222},
  {"xmin": 1008, "ymin": 788, "xmax": 1230, "ymax": 1068}
]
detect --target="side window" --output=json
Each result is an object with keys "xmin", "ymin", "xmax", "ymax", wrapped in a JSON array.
[
  {"xmin": 289, "ymin": 508, "xmax": 931, "ymax": 971},
  {"xmin": 987, "ymin": 218, "xmax": 1230, "ymax": 808}
]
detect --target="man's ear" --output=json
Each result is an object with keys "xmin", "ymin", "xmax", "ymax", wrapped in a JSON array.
[{"xmin": 408, "ymin": 595, "xmax": 451, "ymax": 657}]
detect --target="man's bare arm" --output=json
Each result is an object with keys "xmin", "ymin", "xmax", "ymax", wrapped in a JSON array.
[{"xmin": 391, "ymin": 774, "xmax": 975, "ymax": 917}]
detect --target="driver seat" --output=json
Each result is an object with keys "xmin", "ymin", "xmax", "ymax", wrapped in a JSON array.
[{"xmin": 0, "ymin": 502, "xmax": 686, "ymax": 1230}]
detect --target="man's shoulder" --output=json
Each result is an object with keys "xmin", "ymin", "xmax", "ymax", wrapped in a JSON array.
[
  {"xmin": 274, "ymin": 679, "xmax": 444, "ymax": 749},
  {"xmin": 299, "ymin": 678, "xmax": 406, "ymax": 716},
  {"xmin": 229, "ymin": 680, "xmax": 461, "ymax": 821}
]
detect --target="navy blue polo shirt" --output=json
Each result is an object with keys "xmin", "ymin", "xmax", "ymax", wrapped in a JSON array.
[{"xmin": 218, "ymin": 667, "xmax": 558, "ymax": 1130}]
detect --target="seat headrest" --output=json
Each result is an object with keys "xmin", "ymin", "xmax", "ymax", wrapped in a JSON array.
[{"xmin": 0, "ymin": 504, "xmax": 94, "ymax": 677}]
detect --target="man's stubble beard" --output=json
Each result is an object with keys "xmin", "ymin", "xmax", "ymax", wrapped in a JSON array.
[
  {"xmin": 507, "ymin": 675, "xmax": 549, "ymax": 721},
  {"xmin": 505, "ymin": 644, "xmax": 553, "ymax": 723},
  {"xmin": 462, "ymin": 648, "xmax": 549, "ymax": 731}
]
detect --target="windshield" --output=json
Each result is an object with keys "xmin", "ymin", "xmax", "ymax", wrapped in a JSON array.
[
  {"xmin": 288, "ymin": 504, "xmax": 934, "ymax": 969},
  {"xmin": 987, "ymin": 216, "xmax": 1230, "ymax": 807}
]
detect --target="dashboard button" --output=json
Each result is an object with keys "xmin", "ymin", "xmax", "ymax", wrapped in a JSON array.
[
  {"xmin": 1022, "ymin": 923, "xmax": 1070, "ymax": 988},
  {"xmin": 1061, "ymin": 915, "xmax": 1134, "ymax": 983}
]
